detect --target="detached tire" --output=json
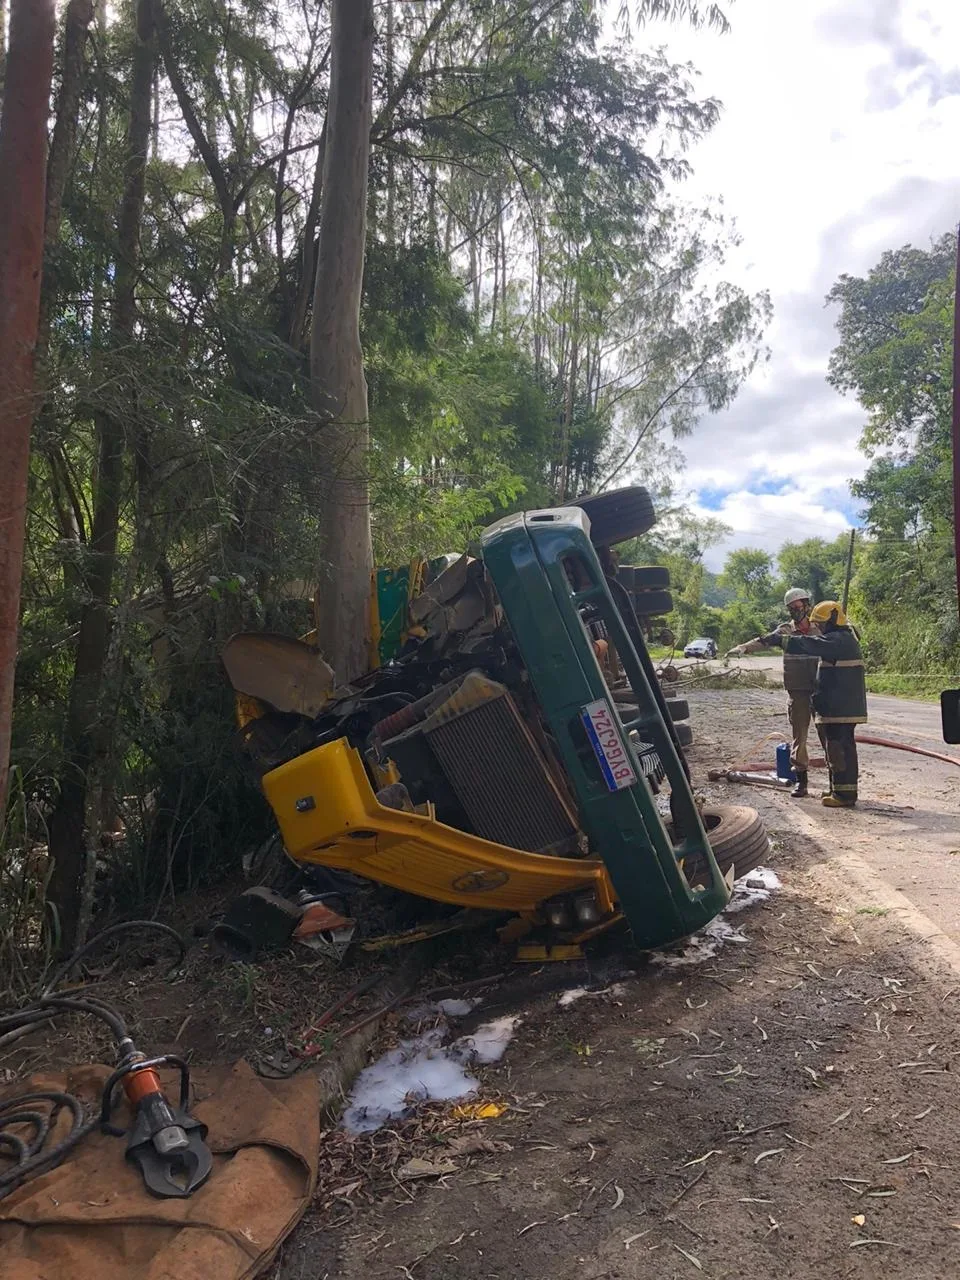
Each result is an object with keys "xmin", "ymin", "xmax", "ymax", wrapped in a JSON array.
[
  {"xmin": 683, "ymin": 804, "xmax": 770, "ymax": 882},
  {"xmin": 573, "ymin": 486, "xmax": 656, "ymax": 545},
  {"xmin": 633, "ymin": 588, "xmax": 673, "ymax": 617}
]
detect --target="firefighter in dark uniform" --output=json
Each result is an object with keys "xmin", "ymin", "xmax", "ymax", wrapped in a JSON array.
[{"xmin": 779, "ymin": 600, "xmax": 867, "ymax": 808}]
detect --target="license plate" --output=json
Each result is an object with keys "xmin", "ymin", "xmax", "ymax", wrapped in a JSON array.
[{"xmin": 581, "ymin": 699, "xmax": 637, "ymax": 791}]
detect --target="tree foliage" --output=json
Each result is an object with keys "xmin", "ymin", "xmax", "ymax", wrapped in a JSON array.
[{"xmin": 827, "ymin": 233, "xmax": 958, "ymax": 678}]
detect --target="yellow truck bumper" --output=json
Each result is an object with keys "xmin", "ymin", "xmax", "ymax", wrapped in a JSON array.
[{"xmin": 262, "ymin": 738, "xmax": 615, "ymax": 916}]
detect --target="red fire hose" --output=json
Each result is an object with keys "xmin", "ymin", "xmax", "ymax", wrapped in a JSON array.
[
  {"xmin": 857, "ymin": 735, "xmax": 960, "ymax": 768},
  {"xmin": 739, "ymin": 734, "xmax": 960, "ymax": 772}
]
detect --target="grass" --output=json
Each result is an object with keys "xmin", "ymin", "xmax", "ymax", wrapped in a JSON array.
[
  {"xmin": 865, "ymin": 673, "xmax": 945, "ymax": 701},
  {"xmin": 856, "ymin": 905, "xmax": 890, "ymax": 917}
]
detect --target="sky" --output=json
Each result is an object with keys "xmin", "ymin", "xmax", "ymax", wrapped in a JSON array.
[{"xmin": 638, "ymin": 0, "xmax": 960, "ymax": 571}]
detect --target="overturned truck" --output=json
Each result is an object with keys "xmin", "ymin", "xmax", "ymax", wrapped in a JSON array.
[{"xmin": 223, "ymin": 488, "xmax": 768, "ymax": 954}]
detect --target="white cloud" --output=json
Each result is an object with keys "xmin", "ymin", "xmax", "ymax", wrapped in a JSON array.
[
  {"xmin": 632, "ymin": 0, "xmax": 960, "ymax": 568},
  {"xmin": 688, "ymin": 489, "xmax": 853, "ymax": 572}
]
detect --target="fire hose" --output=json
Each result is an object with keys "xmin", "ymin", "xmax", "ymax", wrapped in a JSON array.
[
  {"xmin": 0, "ymin": 921, "xmax": 212, "ymax": 1202},
  {"xmin": 733, "ymin": 735, "xmax": 960, "ymax": 773}
]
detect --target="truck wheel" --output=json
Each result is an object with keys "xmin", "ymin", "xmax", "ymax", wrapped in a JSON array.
[
  {"xmin": 664, "ymin": 698, "xmax": 689, "ymax": 722},
  {"xmin": 633, "ymin": 588, "xmax": 672, "ymax": 617},
  {"xmin": 687, "ymin": 804, "xmax": 770, "ymax": 881},
  {"xmin": 633, "ymin": 566, "xmax": 670, "ymax": 589},
  {"xmin": 572, "ymin": 486, "xmax": 656, "ymax": 545},
  {"xmin": 674, "ymin": 721, "xmax": 693, "ymax": 747}
]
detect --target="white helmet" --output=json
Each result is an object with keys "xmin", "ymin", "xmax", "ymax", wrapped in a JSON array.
[{"xmin": 784, "ymin": 587, "xmax": 810, "ymax": 608}]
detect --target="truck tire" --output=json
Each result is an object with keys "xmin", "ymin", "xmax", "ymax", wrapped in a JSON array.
[
  {"xmin": 572, "ymin": 486, "xmax": 656, "ymax": 545},
  {"xmin": 633, "ymin": 565, "xmax": 670, "ymax": 589},
  {"xmin": 633, "ymin": 588, "xmax": 672, "ymax": 617},
  {"xmin": 626, "ymin": 698, "xmax": 688, "ymax": 723},
  {"xmin": 674, "ymin": 721, "xmax": 693, "ymax": 747},
  {"xmin": 685, "ymin": 804, "xmax": 770, "ymax": 882}
]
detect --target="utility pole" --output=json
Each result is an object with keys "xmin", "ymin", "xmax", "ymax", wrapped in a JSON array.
[
  {"xmin": 841, "ymin": 527, "xmax": 856, "ymax": 613},
  {"xmin": 0, "ymin": 0, "xmax": 56, "ymax": 812}
]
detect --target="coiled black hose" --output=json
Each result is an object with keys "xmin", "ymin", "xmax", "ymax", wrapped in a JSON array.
[{"xmin": 0, "ymin": 920, "xmax": 186, "ymax": 1202}]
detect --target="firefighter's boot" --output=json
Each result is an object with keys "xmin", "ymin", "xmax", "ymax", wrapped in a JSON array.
[
  {"xmin": 822, "ymin": 793, "xmax": 856, "ymax": 809},
  {"xmin": 791, "ymin": 771, "xmax": 808, "ymax": 798}
]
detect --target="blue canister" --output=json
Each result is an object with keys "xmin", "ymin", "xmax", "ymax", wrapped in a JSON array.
[{"xmin": 775, "ymin": 742, "xmax": 795, "ymax": 782}]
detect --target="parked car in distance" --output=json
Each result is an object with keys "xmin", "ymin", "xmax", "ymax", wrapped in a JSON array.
[{"xmin": 683, "ymin": 637, "xmax": 717, "ymax": 659}]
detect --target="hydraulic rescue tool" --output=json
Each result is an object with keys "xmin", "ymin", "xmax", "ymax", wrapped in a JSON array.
[{"xmin": 0, "ymin": 922, "xmax": 212, "ymax": 1202}]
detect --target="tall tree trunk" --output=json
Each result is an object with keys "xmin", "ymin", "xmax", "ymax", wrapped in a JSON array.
[
  {"xmin": 37, "ymin": 0, "xmax": 94, "ymax": 594},
  {"xmin": 47, "ymin": 0, "xmax": 155, "ymax": 951},
  {"xmin": 0, "ymin": 0, "xmax": 56, "ymax": 812},
  {"xmin": 557, "ymin": 277, "xmax": 581, "ymax": 501},
  {"xmin": 309, "ymin": 0, "xmax": 374, "ymax": 683},
  {"xmin": 0, "ymin": 0, "xmax": 8, "ymax": 100},
  {"xmin": 41, "ymin": 0, "xmax": 93, "ymax": 295},
  {"xmin": 289, "ymin": 119, "xmax": 326, "ymax": 347},
  {"xmin": 151, "ymin": 62, "xmax": 159, "ymax": 159},
  {"xmin": 384, "ymin": 0, "xmax": 395, "ymax": 246}
]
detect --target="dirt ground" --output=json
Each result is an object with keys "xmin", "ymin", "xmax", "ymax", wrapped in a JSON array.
[
  {"xmin": 4, "ymin": 683, "xmax": 959, "ymax": 1279},
  {"xmin": 272, "ymin": 685, "xmax": 960, "ymax": 1280}
]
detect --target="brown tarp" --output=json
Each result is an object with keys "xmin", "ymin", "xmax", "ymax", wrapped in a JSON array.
[{"xmin": 0, "ymin": 1059, "xmax": 319, "ymax": 1280}]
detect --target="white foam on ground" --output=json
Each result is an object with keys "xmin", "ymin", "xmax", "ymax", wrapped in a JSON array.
[
  {"xmin": 558, "ymin": 987, "xmax": 589, "ymax": 1007},
  {"xmin": 655, "ymin": 916, "xmax": 749, "ymax": 968},
  {"xmin": 341, "ymin": 1015, "xmax": 520, "ymax": 1134},
  {"xmin": 438, "ymin": 998, "xmax": 480, "ymax": 1017},
  {"xmin": 558, "ymin": 982, "xmax": 628, "ymax": 1007},
  {"xmin": 453, "ymin": 1015, "xmax": 520, "ymax": 1063},
  {"xmin": 724, "ymin": 866, "xmax": 781, "ymax": 914},
  {"xmin": 653, "ymin": 866, "xmax": 781, "ymax": 968},
  {"xmin": 403, "ymin": 997, "xmax": 481, "ymax": 1022}
]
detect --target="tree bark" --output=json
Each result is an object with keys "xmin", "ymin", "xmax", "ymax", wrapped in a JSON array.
[
  {"xmin": 37, "ymin": 0, "xmax": 94, "ymax": 591},
  {"xmin": 289, "ymin": 118, "xmax": 326, "ymax": 347},
  {"xmin": 384, "ymin": 0, "xmax": 395, "ymax": 246},
  {"xmin": 309, "ymin": 0, "xmax": 374, "ymax": 684},
  {"xmin": 42, "ymin": 0, "xmax": 93, "ymax": 299},
  {"xmin": 0, "ymin": 0, "xmax": 56, "ymax": 812},
  {"xmin": 0, "ymin": 0, "xmax": 8, "ymax": 101},
  {"xmin": 47, "ymin": 0, "xmax": 155, "ymax": 951}
]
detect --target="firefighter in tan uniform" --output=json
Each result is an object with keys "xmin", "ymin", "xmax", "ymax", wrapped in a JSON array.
[{"xmin": 726, "ymin": 588, "xmax": 819, "ymax": 797}]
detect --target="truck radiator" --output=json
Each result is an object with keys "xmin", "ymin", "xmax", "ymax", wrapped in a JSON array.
[{"xmin": 403, "ymin": 672, "xmax": 580, "ymax": 855}]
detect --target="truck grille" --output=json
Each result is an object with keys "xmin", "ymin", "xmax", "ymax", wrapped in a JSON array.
[{"xmin": 421, "ymin": 676, "xmax": 579, "ymax": 855}]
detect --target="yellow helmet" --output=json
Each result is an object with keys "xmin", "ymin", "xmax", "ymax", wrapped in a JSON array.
[{"xmin": 809, "ymin": 600, "xmax": 847, "ymax": 627}]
